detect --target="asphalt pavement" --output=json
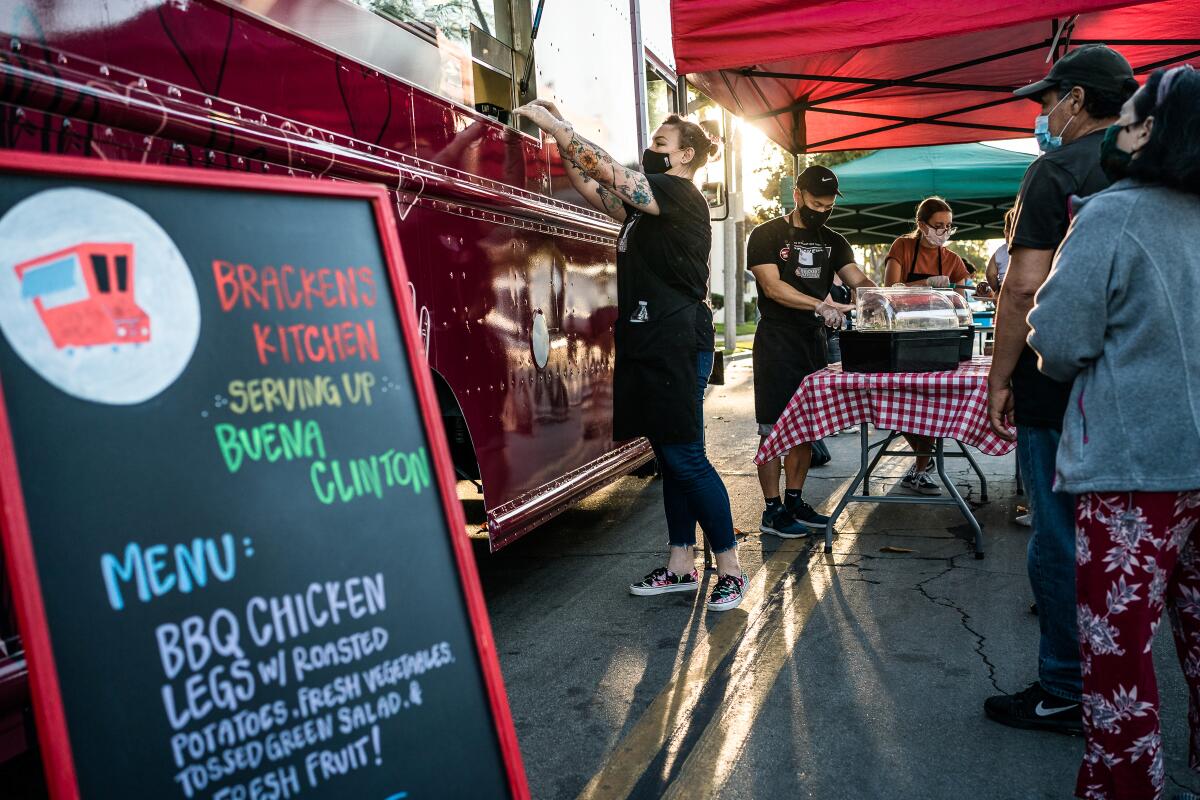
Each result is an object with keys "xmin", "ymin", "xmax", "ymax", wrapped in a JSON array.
[
  {"xmin": 2, "ymin": 356, "xmax": 1194, "ymax": 799},
  {"xmin": 477, "ymin": 356, "xmax": 1200, "ymax": 800}
]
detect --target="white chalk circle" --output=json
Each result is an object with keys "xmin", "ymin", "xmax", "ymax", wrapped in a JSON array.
[{"xmin": 0, "ymin": 188, "xmax": 201, "ymax": 405}]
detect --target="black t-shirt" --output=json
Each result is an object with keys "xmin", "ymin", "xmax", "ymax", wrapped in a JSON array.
[
  {"xmin": 746, "ymin": 214, "xmax": 854, "ymax": 329},
  {"xmin": 1009, "ymin": 129, "xmax": 1110, "ymax": 428},
  {"xmin": 617, "ymin": 173, "xmax": 714, "ymax": 348}
]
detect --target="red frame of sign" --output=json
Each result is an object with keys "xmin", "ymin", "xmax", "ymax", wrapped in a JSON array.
[{"xmin": 0, "ymin": 151, "xmax": 530, "ymax": 800}]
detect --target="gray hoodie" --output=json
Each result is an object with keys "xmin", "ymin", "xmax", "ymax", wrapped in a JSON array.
[{"xmin": 1028, "ymin": 179, "xmax": 1200, "ymax": 494}]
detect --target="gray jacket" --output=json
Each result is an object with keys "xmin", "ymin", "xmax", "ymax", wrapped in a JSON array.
[{"xmin": 1028, "ymin": 180, "xmax": 1200, "ymax": 494}]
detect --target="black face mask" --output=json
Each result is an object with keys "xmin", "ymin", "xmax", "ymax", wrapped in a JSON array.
[
  {"xmin": 641, "ymin": 148, "xmax": 673, "ymax": 174},
  {"xmin": 1100, "ymin": 123, "xmax": 1135, "ymax": 183},
  {"xmin": 797, "ymin": 203, "xmax": 832, "ymax": 229}
]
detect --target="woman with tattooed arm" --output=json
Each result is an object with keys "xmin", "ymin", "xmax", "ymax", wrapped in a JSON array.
[{"xmin": 515, "ymin": 99, "xmax": 747, "ymax": 611}]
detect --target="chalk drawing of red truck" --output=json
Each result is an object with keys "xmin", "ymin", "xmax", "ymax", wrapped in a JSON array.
[{"xmin": 15, "ymin": 243, "xmax": 151, "ymax": 349}]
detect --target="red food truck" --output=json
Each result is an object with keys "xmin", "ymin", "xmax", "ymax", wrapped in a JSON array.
[
  {"xmin": 0, "ymin": 0, "xmax": 711, "ymax": 774},
  {"xmin": 15, "ymin": 243, "xmax": 151, "ymax": 349}
]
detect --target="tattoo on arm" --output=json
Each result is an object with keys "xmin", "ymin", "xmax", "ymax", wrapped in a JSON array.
[
  {"xmin": 563, "ymin": 154, "xmax": 625, "ymax": 219},
  {"xmin": 559, "ymin": 126, "xmax": 654, "ymax": 209},
  {"xmin": 595, "ymin": 185, "xmax": 626, "ymax": 218},
  {"xmin": 567, "ymin": 160, "xmax": 592, "ymax": 184}
]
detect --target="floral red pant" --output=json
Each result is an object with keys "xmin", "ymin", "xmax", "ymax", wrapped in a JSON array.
[{"xmin": 1076, "ymin": 490, "xmax": 1200, "ymax": 800}]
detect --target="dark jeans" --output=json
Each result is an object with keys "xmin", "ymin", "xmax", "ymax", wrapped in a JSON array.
[
  {"xmin": 827, "ymin": 331, "xmax": 842, "ymax": 364},
  {"xmin": 1017, "ymin": 425, "xmax": 1083, "ymax": 702},
  {"xmin": 650, "ymin": 350, "xmax": 737, "ymax": 554}
]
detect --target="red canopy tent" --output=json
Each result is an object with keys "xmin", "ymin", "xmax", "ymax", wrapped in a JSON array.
[{"xmin": 670, "ymin": 0, "xmax": 1200, "ymax": 153}]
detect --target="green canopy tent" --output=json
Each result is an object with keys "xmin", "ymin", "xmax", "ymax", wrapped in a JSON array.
[{"xmin": 782, "ymin": 143, "xmax": 1036, "ymax": 244}]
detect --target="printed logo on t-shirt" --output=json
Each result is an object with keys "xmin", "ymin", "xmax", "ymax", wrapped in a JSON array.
[
  {"xmin": 779, "ymin": 246, "xmax": 790, "ymax": 262},
  {"xmin": 792, "ymin": 244, "xmax": 831, "ymax": 279}
]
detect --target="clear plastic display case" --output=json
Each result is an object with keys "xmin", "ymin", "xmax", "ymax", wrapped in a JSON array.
[
  {"xmin": 937, "ymin": 289, "xmax": 974, "ymax": 327},
  {"xmin": 842, "ymin": 288, "xmax": 965, "ymax": 372},
  {"xmin": 856, "ymin": 287, "xmax": 961, "ymax": 332}
]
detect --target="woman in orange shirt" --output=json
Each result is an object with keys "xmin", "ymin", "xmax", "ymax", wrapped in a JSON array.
[
  {"xmin": 883, "ymin": 197, "xmax": 968, "ymax": 495},
  {"xmin": 884, "ymin": 196, "xmax": 969, "ymax": 293}
]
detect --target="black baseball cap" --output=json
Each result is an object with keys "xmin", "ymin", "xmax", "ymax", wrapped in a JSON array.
[
  {"xmin": 1013, "ymin": 44, "xmax": 1137, "ymax": 100},
  {"xmin": 796, "ymin": 165, "xmax": 842, "ymax": 197}
]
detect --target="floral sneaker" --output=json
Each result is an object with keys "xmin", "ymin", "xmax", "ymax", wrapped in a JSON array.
[
  {"xmin": 707, "ymin": 572, "xmax": 748, "ymax": 612},
  {"xmin": 629, "ymin": 567, "xmax": 699, "ymax": 596}
]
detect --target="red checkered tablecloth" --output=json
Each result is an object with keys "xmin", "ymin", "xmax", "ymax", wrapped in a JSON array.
[{"xmin": 754, "ymin": 356, "xmax": 1016, "ymax": 464}]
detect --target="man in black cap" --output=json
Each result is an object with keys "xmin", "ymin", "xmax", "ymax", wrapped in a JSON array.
[
  {"xmin": 748, "ymin": 165, "xmax": 876, "ymax": 538},
  {"xmin": 985, "ymin": 44, "xmax": 1138, "ymax": 734}
]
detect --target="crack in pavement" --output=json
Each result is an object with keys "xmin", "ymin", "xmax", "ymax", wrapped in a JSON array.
[
  {"xmin": 914, "ymin": 552, "xmax": 1005, "ymax": 694},
  {"xmin": 825, "ymin": 554, "xmax": 883, "ymax": 585},
  {"xmin": 822, "ymin": 554, "xmax": 1016, "ymax": 682}
]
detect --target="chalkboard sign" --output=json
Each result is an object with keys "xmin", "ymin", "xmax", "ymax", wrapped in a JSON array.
[{"xmin": 0, "ymin": 152, "xmax": 528, "ymax": 800}]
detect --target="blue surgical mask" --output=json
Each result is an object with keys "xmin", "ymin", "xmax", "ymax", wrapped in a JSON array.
[{"xmin": 1033, "ymin": 93, "xmax": 1075, "ymax": 153}]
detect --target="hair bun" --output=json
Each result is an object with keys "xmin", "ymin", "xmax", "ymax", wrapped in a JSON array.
[{"xmin": 707, "ymin": 142, "xmax": 720, "ymax": 158}]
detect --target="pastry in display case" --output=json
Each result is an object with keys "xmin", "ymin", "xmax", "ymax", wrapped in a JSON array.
[{"xmin": 841, "ymin": 288, "xmax": 963, "ymax": 373}]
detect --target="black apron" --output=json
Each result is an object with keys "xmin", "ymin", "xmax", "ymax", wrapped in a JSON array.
[
  {"xmin": 753, "ymin": 320, "xmax": 828, "ymax": 426},
  {"xmin": 612, "ymin": 244, "xmax": 703, "ymax": 446},
  {"xmin": 905, "ymin": 237, "xmax": 945, "ymax": 283},
  {"xmin": 753, "ymin": 223, "xmax": 832, "ymax": 426}
]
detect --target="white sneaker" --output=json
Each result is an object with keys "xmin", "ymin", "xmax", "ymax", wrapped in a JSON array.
[
  {"xmin": 1015, "ymin": 513, "xmax": 1033, "ymax": 528},
  {"xmin": 900, "ymin": 468, "xmax": 942, "ymax": 496}
]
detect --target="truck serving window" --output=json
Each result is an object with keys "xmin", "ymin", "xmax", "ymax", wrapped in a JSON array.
[
  {"xmin": 347, "ymin": 0, "xmax": 526, "ymax": 126},
  {"xmin": 19, "ymin": 254, "xmax": 89, "ymax": 309},
  {"xmin": 364, "ymin": 0, "xmax": 512, "ymax": 48},
  {"xmin": 115, "ymin": 254, "xmax": 129, "ymax": 292},
  {"xmin": 90, "ymin": 254, "xmax": 111, "ymax": 293}
]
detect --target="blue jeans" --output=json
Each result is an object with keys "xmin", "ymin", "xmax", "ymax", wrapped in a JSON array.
[
  {"xmin": 650, "ymin": 350, "xmax": 737, "ymax": 554},
  {"xmin": 1017, "ymin": 425, "xmax": 1082, "ymax": 702}
]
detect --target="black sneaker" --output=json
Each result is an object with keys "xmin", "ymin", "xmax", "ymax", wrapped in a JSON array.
[
  {"xmin": 760, "ymin": 505, "xmax": 811, "ymax": 538},
  {"xmin": 983, "ymin": 682, "xmax": 1083, "ymax": 735},
  {"xmin": 900, "ymin": 468, "xmax": 942, "ymax": 496},
  {"xmin": 785, "ymin": 496, "xmax": 830, "ymax": 530}
]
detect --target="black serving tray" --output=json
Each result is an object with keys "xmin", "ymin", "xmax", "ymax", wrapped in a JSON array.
[
  {"xmin": 959, "ymin": 324, "xmax": 975, "ymax": 361},
  {"xmin": 840, "ymin": 329, "xmax": 963, "ymax": 373}
]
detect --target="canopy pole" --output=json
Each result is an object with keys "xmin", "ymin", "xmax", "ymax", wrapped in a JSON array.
[{"xmin": 723, "ymin": 107, "xmax": 737, "ymax": 352}]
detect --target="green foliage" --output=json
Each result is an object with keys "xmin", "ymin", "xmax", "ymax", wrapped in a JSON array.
[
  {"xmin": 810, "ymin": 150, "xmax": 876, "ymax": 169},
  {"xmin": 855, "ymin": 243, "xmax": 892, "ymax": 285},
  {"xmin": 747, "ymin": 145, "xmax": 876, "ymax": 226},
  {"xmin": 748, "ymin": 143, "xmax": 789, "ymax": 225},
  {"xmin": 946, "ymin": 240, "xmax": 992, "ymax": 275},
  {"xmin": 714, "ymin": 321, "xmax": 758, "ymax": 336}
]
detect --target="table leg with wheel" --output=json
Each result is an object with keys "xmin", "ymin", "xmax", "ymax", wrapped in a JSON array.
[{"xmin": 934, "ymin": 438, "xmax": 985, "ymax": 558}]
